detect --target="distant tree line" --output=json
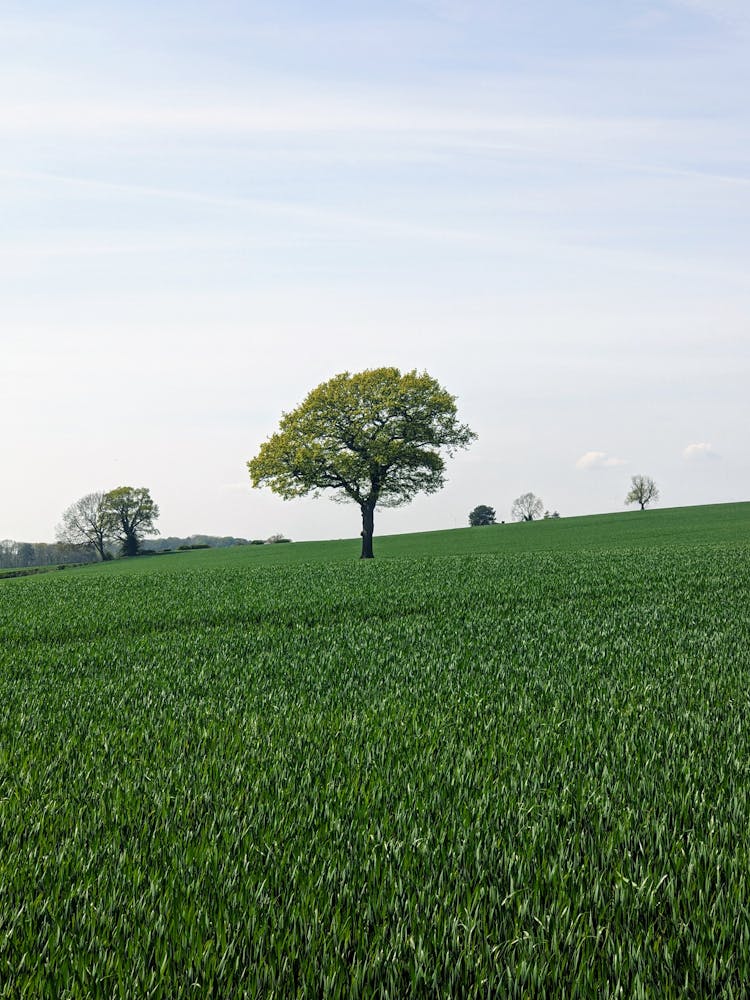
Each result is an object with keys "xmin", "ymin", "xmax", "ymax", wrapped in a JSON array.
[
  {"xmin": 3, "ymin": 482, "xmax": 291, "ymax": 568},
  {"xmin": 0, "ymin": 539, "xmax": 97, "ymax": 570},
  {"xmin": 0, "ymin": 530, "xmax": 293, "ymax": 569},
  {"xmin": 142, "ymin": 535, "xmax": 251, "ymax": 553}
]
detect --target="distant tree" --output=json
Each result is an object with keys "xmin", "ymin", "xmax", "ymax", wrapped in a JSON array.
[
  {"xmin": 57, "ymin": 491, "xmax": 112, "ymax": 561},
  {"xmin": 512, "ymin": 492, "xmax": 544, "ymax": 522},
  {"xmin": 266, "ymin": 533, "xmax": 291, "ymax": 544},
  {"xmin": 248, "ymin": 368, "xmax": 476, "ymax": 559},
  {"xmin": 543, "ymin": 510, "xmax": 561, "ymax": 520},
  {"xmin": 469, "ymin": 504, "xmax": 496, "ymax": 526},
  {"xmin": 625, "ymin": 474, "xmax": 659, "ymax": 511},
  {"xmin": 17, "ymin": 543, "xmax": 35, "ymax": 567},
  {"xmin": 0, "ymin": 541, "xmax": 16, "ymax": 568},
  {"xmin": 102, "ymin": 486, "xmax": 160, "ymax": 556}
]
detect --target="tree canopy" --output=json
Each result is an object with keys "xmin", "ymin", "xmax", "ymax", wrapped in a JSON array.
[
  {"xmin": 57, "ymin": 491, "xmax": 111, "ymax": 561},
  {"xmin": 102, "ymin": 486, "xmax": 160, "ymax": 556},
  {"xmin": 625, "ymin": 474, "xmax": 659, "ymax": 511},
  {"xmin": 511, "ymin": 492, "xmax": 544, "ymax": 522},
  {"xmin": 248, "ymin": 367, "xmax": 476, "ymax": 558},
  {"xmin": 469, "ymin": 505, "xmax": 496, "ymax": 527}
]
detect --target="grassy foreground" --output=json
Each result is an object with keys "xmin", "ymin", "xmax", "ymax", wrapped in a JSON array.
[{"xmin": 1, "ymin": 503, "xmax": 749, "ymax": 997}]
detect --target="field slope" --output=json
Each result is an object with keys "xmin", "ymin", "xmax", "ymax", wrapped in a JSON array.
[
  {"xmin": 50, "ymin": 500, "xmax": 750, "ymax": 575},
  {"xmin": 1, "ymin": 502, "xmax": 749, "ymax": 997}
]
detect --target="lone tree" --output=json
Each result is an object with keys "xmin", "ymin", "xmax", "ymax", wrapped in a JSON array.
[
  {"xmin": 248, "ymin": 367, "xmax": 476, "ymax": 559},
  {"xmin": 625, "ymin": 474, "xmax": 659, "ymax": 511},
  {"xmin": 102, "ymin": 486, "xmax": 160, "ymax": 556},
  {"xmin": 512, "ymin": 492, "xmax": 544, "ymax": 522},
  {"xmin": 469, "ymin": 504, "xmax": 496, "ymax": 526},
  {"xmin": 56, "ymin": 491, "xmax": 112, "ymax": 561}
]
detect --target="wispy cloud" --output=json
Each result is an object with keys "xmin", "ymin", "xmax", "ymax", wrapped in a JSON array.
[
  {"xmin": 576, "ymin": 451, "xmax": 627, "ymax": 471},
  {"xmin": 0, "ymin": 91, "xmax": 730, "ymax": 149},
  {"xmin": 0, "ymin": 169, "xmax": 507, "ymax": 251},
  {"xmin": 670, "ymin": 0, "xmax": 750, "ymax": 29},
  {"xmin": 683, "ymin": 442, "xmax": 721, "ymax": 460}
]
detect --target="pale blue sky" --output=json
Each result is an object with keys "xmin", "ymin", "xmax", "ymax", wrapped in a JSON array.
[{"xmin": 2, "ymin": 0, "xmax": 748, "ymax": 541}]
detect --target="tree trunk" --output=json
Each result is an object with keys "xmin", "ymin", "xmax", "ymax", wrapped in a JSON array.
[
  {"xmin": 94, "ymin": 533, "xmax": 108, "ymax": 561},
  {"xmin": 122, "ymin": 533, "xmax": 139, "ymax": 557},
  {"xmin": 360, "ymin": 501, "xmax": 375, "ymax": 559}
]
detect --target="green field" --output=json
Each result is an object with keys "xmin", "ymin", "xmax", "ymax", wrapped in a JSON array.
[
  {"xmin": 1, "ymin": 503, "xmax": 749, "ymax": 996},
  {"xmin": 37, "ymin": 500, "xmax": 749, "ymax": 576}
]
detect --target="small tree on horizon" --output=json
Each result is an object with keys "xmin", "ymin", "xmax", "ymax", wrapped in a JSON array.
[
  {"xmin": 511, "ymin": 492, "xmax": 544, "ymax": 522},
  {"xmin": 469, "ymin": 505, "xmax": 496, "ymax": 526},
  {"xmin": 625, "ymin": 474, "xmax": 659, "ymax": 511}
]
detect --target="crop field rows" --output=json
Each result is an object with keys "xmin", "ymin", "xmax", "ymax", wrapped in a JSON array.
[{"xmin": 1, "ymin": 541, "xmax": 749, "ymax": 996}]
